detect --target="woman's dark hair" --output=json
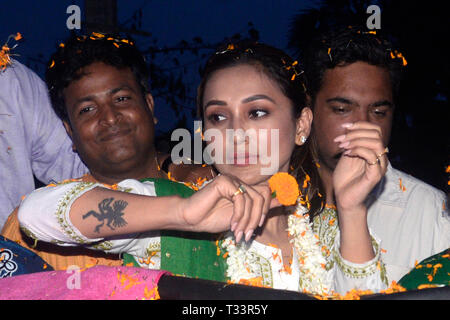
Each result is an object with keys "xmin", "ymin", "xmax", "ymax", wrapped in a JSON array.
[
  {"xmin": 303, "ymin": 26, "xmax": 405, "ymax": 107},
  {"xmin": 45, "ymin": 32, "xmax": 150, "ymax": 123},
  {"xmin": 197, "ymin": 40, "xmax": 325, "ymax": 220}
]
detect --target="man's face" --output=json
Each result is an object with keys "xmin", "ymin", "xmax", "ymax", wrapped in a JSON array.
[
  {"xmin": 63, "ymin": 62, "xmax": 155, "ymax": 179},
  {"xmin": 312, "ymin": 61, "xmax": 394, "ymax": 171}
]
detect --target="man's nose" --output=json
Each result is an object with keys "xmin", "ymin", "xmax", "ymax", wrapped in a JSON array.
[
  {"xmin": 99, "ymin": 103, "xmax": 121, "ymax": 126},
  {"xmin": 353, "ymin": 108, "xmax": 369, "ymax": 122}
]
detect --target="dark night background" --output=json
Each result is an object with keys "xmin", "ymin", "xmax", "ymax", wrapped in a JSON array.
[{"xmin": 1, "ymin": 0, "xmax": 448, "ymax": 193}]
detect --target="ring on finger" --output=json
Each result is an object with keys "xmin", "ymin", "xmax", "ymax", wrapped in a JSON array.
[
  {"xmin": 377, "ymin": 147, "xmax": 389, "ymax": 159},
  {"xmin": 233, "ymin": 184, "xmax": 247, "ymax": 196},
  {"xmin": 368, "ymin": 157, "xmax": 380, "ymax": 166}
]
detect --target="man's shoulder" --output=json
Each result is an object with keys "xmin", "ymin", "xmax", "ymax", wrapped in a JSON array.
[
  {"xmin": 0, "ymin": 59, "xmax": 37, "ymax": 83},
  {"xmin": 372, "ymin": 164, "xmax": 446, "ymax": 207},
  {"xmin": 387, "ymin": 166, "xmax": 445, "ymax": 197}
]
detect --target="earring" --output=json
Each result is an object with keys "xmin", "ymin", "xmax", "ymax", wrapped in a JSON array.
[{"xmin": 300, "ymin": 136, "xmax": 307, "ymax": 144}]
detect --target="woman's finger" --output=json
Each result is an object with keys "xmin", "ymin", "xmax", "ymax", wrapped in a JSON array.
[
  {"xmin": 234, "ymin": 191, "xmax": 252, "ymax": 242},
  {"xmin": 241, "ymin": 185, "xmax": 265, "ymax": 241},
  {"xmin": 252, "ymin": 184, "xmax": 272, "ymax": 226},
  {"xmin": 213, "ymin": 175, "xmax": 245, "ymax": 232}
]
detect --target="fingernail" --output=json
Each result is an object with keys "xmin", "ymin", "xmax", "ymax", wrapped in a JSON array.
[
  {"xmin": 235, "ymin": 230, "xmax": 243, "ymax": 243},
  {"xmin": 333, "ymin": 134, "xmax": 346, "ymax": 142},
  {"xmin": 343, "ymin": 149, "xmax": 351, "ymax": 155},
  {"xmin": 245, "ymin": 229, "xmax": 254, "ymax": 242},
  {"xmin": 231, "ymin": 222, "xmax": 238, "ymax": 232},
  {"xmin": 259, "ymin": 214, "xmax": 266, "ymax": 227},
  {"xmin": 342, "ymin": 123, "xmax": 353, "ymax": 128},
  {"xmin": 339, "ymin": 141, "xmax": 350, "ymax": 148}
]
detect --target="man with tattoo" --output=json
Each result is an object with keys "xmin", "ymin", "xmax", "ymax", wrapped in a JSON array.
[{"xmin": 2, "ymin": 33, "xmax": 270, "ymax": 273}]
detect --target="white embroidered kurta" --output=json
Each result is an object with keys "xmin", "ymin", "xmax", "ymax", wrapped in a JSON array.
[{"xmin": 16, "ymin": 177, "xmax": 410, "ymax": 294}]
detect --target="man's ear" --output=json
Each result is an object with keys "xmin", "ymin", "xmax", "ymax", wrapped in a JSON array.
[
  {"xmin": 294, "ymin": 107, "xmax": 313, "ymax": 146},
  {"xmin": 63, "ymin": 120, "xmax": 76, "ymax": 152},
  {"xmin": 145, "ymin": 93, "xmax": 158, "ymax": 125}
]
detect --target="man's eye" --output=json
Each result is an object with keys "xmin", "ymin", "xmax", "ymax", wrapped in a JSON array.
[
  {"xmin": 79, "ymin": 106, "xmax": 94, "ymax": 115},
  {"xmin": 332, "ymin": 106, "xmax": 348, "ymax": 114},
  {"xmin": 373, "ymin": 108, "xmax": 387, "ymax": 117},
  {"xmin": 249, "ymin": 109, "xmax": 268, "ymax": 119},
  {"xmin": 116, "ymin": 96, "xmax": 130, "ymax": 103}
]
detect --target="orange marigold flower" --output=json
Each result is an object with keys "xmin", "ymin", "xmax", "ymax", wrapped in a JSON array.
[
  {"xmin": 302, "ymin": 174, "xmax": 310, "ymax": 189},
  {"xmin": 144, "ymin": 285, "xmax": 160, "ymax": 300},
  {"xmin": 417, "ymin": 284, "xmax": 438, "ymax": 290},
  {"xmin": 399, "ymin": 178, "xmax": 406, "ymax": 192},
  {"xmin": 238, "ymin": 276, "xmax": 265, "ymax": 287},
  {"xmin": 281, "ymin": 264, "xmax": 292, "ymax": 274},
  {"xmin": 196, "ymin": 176, "xmax": 207, "ymax": 187},
  {"xmin": 268, "ymin": 172, "xmax": 299, "ymax": 206}
]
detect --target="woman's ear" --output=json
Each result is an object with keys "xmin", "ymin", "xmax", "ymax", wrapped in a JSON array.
[
  {"xmin": 295, "ymin": 107, "xmax": 313, "ymax": 146},
  {"xmin": 63, "ymin": 120, "xmax": 76, "ymax": 152}
]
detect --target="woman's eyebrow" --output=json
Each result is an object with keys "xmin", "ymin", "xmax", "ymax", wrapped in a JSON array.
[
  {"xmin": 242, "ymin": 94, "xmax": 275, "ymax": 104},
  {"xmin": 204, "ymin": 94, "xmax": 276, "ymax": 110},
  {"xmin": 204, "ymin": 99, "xmax": 227, "ymax": 110}
]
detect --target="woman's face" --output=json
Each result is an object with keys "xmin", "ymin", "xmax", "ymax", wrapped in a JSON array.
[{"xmin": 202, "ymin": 64, "xmax": 310, "ymax": 185}]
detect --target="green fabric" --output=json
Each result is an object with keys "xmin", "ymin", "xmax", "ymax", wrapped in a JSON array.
[
  {"xmin": 398, "ymin": 248, "xmax": 450, "ymax": 290},
  {"xmin": 122, "ymin": 252, "xmax": 140, "ymax": 267},
  {"xmin": 122, "ymin": 178, "xmax": 227, "ymax": 282}
]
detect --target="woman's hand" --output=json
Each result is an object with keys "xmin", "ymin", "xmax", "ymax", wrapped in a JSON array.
[{"xmin": 176, "ymin": 174, "xmax": 275, "ymax": 242}]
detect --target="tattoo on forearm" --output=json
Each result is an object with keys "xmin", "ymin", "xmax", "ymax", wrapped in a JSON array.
[{"xmin": 82, "ymin": 197, "xmax": 128, "ymax": 233}]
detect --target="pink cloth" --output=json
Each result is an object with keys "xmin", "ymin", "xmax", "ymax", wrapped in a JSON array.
[{"xmin": 0, "ymin": 265, "xmax": 170, "ymax": 300}]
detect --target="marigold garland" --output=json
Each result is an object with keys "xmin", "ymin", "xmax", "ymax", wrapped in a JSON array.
[
  {"xmin": 268, "ymin": 172, "xmax": 299, "ymax": 206},
  {"xmin": 316, "ymin": 281, "xmax": 407, "ymax": 300},
  {"xmin": 221, "ymin": 200, "xmax": 332, "ymax": 295}
]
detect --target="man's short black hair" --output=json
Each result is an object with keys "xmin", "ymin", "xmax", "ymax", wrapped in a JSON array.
[
  {"xmin": 303, "ymin": 26, "xmax": 406, "ymax": 106},
  {"xmin": 46, "ymin": 32, "xmax": 150, "ymax": 123}
]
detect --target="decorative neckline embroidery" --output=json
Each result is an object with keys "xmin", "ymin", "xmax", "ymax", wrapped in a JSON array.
[{"xmin": 221, "ymin": 202, "xmax": 332, "ymax": 295}]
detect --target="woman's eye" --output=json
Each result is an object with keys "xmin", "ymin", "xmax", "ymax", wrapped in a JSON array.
[
  {"xmin": 207, "ymin": 114, "xmax": 226, "ymax": 123},
  {"xmin": 249, "ymin": 109, "xmax": 268, "ymax": 118}
]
